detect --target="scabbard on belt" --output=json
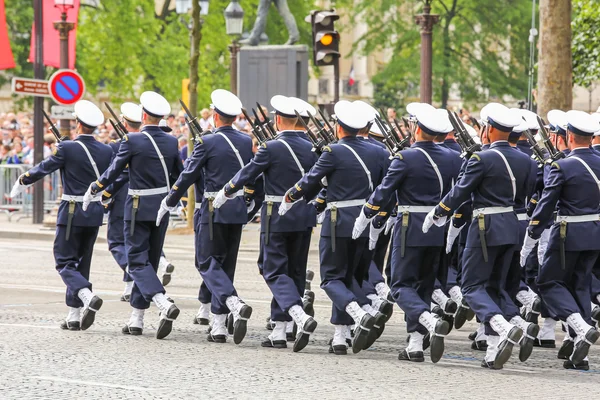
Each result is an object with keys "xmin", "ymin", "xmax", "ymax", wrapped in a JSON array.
[
  {"xmin": 65, "ymin": 200, "xmax": 75, "ymax": 240},
  {"xmin": 330, "ymin": 207, "xmax": 337, "ymax": 252},
  {"xmin": 400, "ymin": 211, "xmax": 409, "ymax": 258},
  {"xmin": 265, "ymin": 202, "xmax": 273, "ymax": 245},
  {"xmin": 208, "ymin": 197, "xmax": 214, "ymax": 241},
  {"xmin": 130, "ymin": 195, "xmax": 139, "ymax": 235},
  {"xmin": 559, "ymin": 220, "xmax": 567, "ymax": 270},
  {"xmin": 478, "ymin": 214, "xmax": 488, "ymax": 263}
]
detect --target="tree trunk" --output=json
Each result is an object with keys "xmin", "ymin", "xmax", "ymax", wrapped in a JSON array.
[
  {"xmin": 537, "ymin": 0, "xmax": 572, "ymax": 118},
  {"xmin": 186, "ymin": 1, "xmax": 202, "ymax": 229}
]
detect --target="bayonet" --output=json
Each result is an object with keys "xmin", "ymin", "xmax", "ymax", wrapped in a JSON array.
[
  {"xmin": 104, "ymin": 102, "xmax": 126, "ymax": 139},
  {"xmin": 42, "ymin": 109, "xmax": 63, "ymax": 142}
]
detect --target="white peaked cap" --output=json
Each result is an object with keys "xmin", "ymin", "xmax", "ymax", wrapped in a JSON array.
[
  {"xmin": 547, "ymin": 109, "xmax": 568, "ymax": 130},
  {"xmin": 73, "ymin": 100, "xmax": 104, "ymax": 128},
  {"xmin": 270, "ymin": 95, "xmax": 297, "ymax": 118},
  {"xmin": 482, "ymin": 103, "xmax": 520, "ymax": 132},
  {"xmin": 120, "ymin": 102, "xmax": 142, "ymax": 123},
  {"xmin": 353, "ymin": 100, "xmax": 379, "ymax": 122},
  {"xmin": 140, "ymin": 91, "xmax": 171, "ymax": 118},
  {"xmin": 406, "ymin": 102, "xmax": 435, "ymax": 117},
  {"xmin": 334, "ymin": 100, "xmax": 370, "ymax": 133},
  {"xmin": 210, "ymin": 89, "xmax": 242, "ymax": 117},
  {"xmin": 565, "ymin": 110, "xmax": 600, "ymax": 137},
  {"xmin": 289, "ymin": 97, "xmax": 316, "ymax": 118}
]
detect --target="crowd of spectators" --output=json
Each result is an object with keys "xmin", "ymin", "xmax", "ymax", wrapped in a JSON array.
[{"xmin": 1, "ymin": 112, "xmax": 55, "ymax": 165}]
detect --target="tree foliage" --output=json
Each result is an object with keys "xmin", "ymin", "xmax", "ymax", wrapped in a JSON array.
[
  {"xmin": 335, "ymin": 0, "xmax": 533, "ymax": 109},
  {"xmin": 572, "ymin": 0, "xmax": 600, "ymax": 89}
]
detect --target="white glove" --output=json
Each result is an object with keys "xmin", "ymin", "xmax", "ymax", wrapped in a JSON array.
[
  {"xmin": 520, "ymin": 234, "xmax": 540, "ymax": 267},
  {"xmin": 422, "ymin": 208, "xmax": 447, "ymax": 233},
  {"xmin": 369, "ymin": 224, "xmax": 384, "ymax": 250},
  {"xmin": 10, "ymin": 176, "xmax": 28, "ymax": 198},
  {"xmin": 212, "ymin": 188, "xmax": 229, "ymax": 209},
  {"xmin": 537, "ymin": 228, "xmax": 550, "ymax": 265},
  {"xmin": 156, "ymin": 198, "xmax": 176, "ymax": 226},
  {"xmin": 384, "ymin": 216, "xmax": 397, "ymax": 235},
  {"xmin": 246, "ymin": 200, "xmax": 255, "ymax": 213},
  {"xmin": 352, "ymin": 208, "xmax": 371, "ymax": 239},
  {"xmin": 445, "ymin": 223, "xmax": 465, "ymax": 254},
  {"xmin": 317, "ymin": 211, "xmax": 326, "ymax": 224},
  {"xmin": 278, "ymin": 190, "xmax": 299, "ymax": 216},
  {"xmin": 82, "ymin": 184, "xmax": 95, "ymax": 211}
]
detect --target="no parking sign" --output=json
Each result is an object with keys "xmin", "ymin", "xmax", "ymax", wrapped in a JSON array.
[{"xmin": 49, "ymin": 69, "xmax": 86, "ymax": 105}]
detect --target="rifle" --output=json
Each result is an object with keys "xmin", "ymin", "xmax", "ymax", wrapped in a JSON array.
[
  {"xmin": 104, "ymin": 102, "xmax": 126, "ymax": 139},
  {"xmin": 179, "ymin": 99, "xmax": 203, "ymax": 137},
  {"xmin": 42, "ymin": 109, "xmax": 63, "ymax": 142},
  {"xmin": 536, "ymin": 115, "xmax": 565, "ymax": 162},
  {"xmin": 447, "ymin": 110, "xmax": 481, "ymax": 158},
  {"xmin": 252, "ymin": 108, "xmax": 275, "ymax": 140},
  {"xmin": 183, "ymin": 115, "xmax": 203, "ymax": 144},
  {"xmin": 295, "ymin": 110, "xmax": 328, "ymax": 154},
  {"xmin": 470, "ymin": 117, "xmax": 481, "ymax": 131},
  {"xmin": 242, "ymin": 107, "xmax": 269, "ymax": 145},
  {"xmin": 318, "ymin": 108, "xmax": 336, "ymax": 141},
  {"xmin": 307, "ymin": 111, "xmax": 335, "ymax": 145},
  {"xmin": 373, "ymin": 117, "xmax": 400, "ymax": 156},
  {"xmin": 256, "ymin": 102, "xmax": 278, "ymax": 138},
  {"xmin": 522, "ymin": 124, "xmax": 547, "ymax": 166}
]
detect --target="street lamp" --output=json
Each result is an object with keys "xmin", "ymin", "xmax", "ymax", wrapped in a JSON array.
[
  {"xmin": 53, "ymin": 0, "xmax": 75, "ymax": 138},
  {"xmin": 414, "ymin": 0, "xmax": 439, "ymax": 105},
  {"xmin": 224, "ymin": 0, "xmax": 244, "ymax": 95}
]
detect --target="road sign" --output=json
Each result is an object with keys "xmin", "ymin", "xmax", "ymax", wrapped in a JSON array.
[
  {"xmin": 11, "ymin": 77, "xmax": 51, "ymax": 97},
  {"xmin": 49, "ymin": 69, "xmax": 85, "ymax": 105},
  {"xmin": 51, "ymin": 105, "xmax": 75, "ymax": 120}
]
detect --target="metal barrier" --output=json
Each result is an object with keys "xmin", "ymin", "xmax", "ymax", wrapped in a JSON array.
[{"xmin": 0, "ymin": 164, "xmax": 61, "ymax": 222}]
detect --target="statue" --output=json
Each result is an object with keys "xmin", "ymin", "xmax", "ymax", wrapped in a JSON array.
[{"xmin": 239, "ymin": 0, "xmax": 299, "ymax": 46}]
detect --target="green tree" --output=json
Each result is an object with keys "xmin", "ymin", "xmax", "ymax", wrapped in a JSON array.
[
  {"xmin": 572, "ymin": 0, "xmax": 600, "ymax": 90},
  {"xmin": 335, "ymin": 0, "xmax": 532, "ymax": 109}
]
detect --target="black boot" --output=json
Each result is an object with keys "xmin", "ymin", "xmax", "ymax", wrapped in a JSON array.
[
  {"xmin": 352, "ymin": 314, "xmax": 375, "ymax": 354},
  {"xmin": 261, "ymin": 338, "xmax": 287, "ymax": 348},
  {"xmin": 557, "ymin": 339, "xmax": 574, "ymax": 360},
  {"xmin": 519, "ymin": 323, "xmax": 540, "ymax": 362},
  {"xmin": 563, "ymin": 359, "xmax": 589, "ymax": 371},
  {"xmin": 81, "ymin": 296, "xmax": 103, "ymax": 331},
  {"xmin": 60, "ymin": 320, "xmax": 80, "ymax": 331},
  {"xmin": 471, "ymin": 340, "xmax": 488, "ymax": 351},
  {"xmin": 398, "ymin": 349, "xmax": 424, "ymax": 362}
]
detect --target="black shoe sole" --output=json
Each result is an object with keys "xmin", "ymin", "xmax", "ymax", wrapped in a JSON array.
[
  {"xmin": 430, "ymin": 320, "xmax": 450, "ymax": 363},
  {"xmin": 468, "ymin": 331, "xmax": 477, "ymax": 341},
  {"xmin": 364, "ymin": 313, "xmax": 386, "ymax": 350},
  {"xmin": 329, "ymin": 344, "xmax": 347, "ymax": 355},
  {"xmin": 533, "ymin": 339, "xmax": 556, "ymax": 348},
  {"xmin": 306, "ymin": 270, "xmax": 314, "ymax": 282},
  {"xmin": 60, "ymin": 321, "xmax": 80, "ymax": 331},
  {"xmin": 81, "ymin": 296, "xmax": 103, "ymax": 331},
  {"xmin": 454, "ymin": 306, "xmax": 469, "ymax": 330},
  {"xmin": 233, "ymin": 305, "xmax": 252, "ymax": 344},
  {"xmin": 525, "ymin": 298, "xmax": 541, "ymax": 324},
  {"xmin": 563, "ymin": 360, "xmax": 589, "ymax": 370},
  {"xmin": 442, "ymin": 314, "xmax": 454, "ymax": 335},
  {"xmin": 519, "ymin": 323, "xmax": 540, "ymax": 362},
  {"xmin": 444, "ymin": 300, "xmax": 458, "ymax": 314},
  {"xmin": 227, "ymin": 314, "xmax": 235, "ymax": 335},
  {"xmin": 120, "ymin": 295, "xmax": 130, "ymax": 302},
  {"xmin": 303, "ymin": 301, "xmax": 315, "ymax": 318},
  {"xmin": 261, "ymin": 339, "xmax": 287, "ymax": 348},
  {"xmin": 156, "ymin": 305, "xmax": 180, "ymax": 340},
  {"xmin": 471, "ymin": 340, "xmax": 488, "ymax": 351},
  {"xmin": 304, "ymin": 290, "xmax": 315, "ymax": 304},
  {"xmin": 193, "ymin": 317, "xmax": 209, "ymax": 326},
  {"xmin": 494, "ymin": 327, "xmax": 523, "ymax": 369},
  {"xmin": 121, "ymin": 326, "xmax": 143, "ymax": 336},
  {"xmin": 293, "ymin": 318, "xmax": 317, "ymax": 353},
  {"xmin": 207, "ymin": 334, "xmax": 226, "ymax": 343},
  {"xmin": 557, "ymin": 340, "xmax": 574, "ymax": 360},
  {"xmin": 481, "ymin": 360, "xmax": 501, "ymax": 370},
  {"xmin": 398, "ymin": 350, "xmax": 424, "ymax": 362},
  {"xmin": 379, "ymin": 301, "xmax": 394, "ymax": 323},
  {"xmin": 352, "ymin": 315, "xmax": 375, "ymax": 354},
  {"xmin": 571, "ymin": 329, "xmax": 600, "ymax": 365}
]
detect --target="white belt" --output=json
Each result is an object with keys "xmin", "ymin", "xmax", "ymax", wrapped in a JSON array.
[
  {"xmin": 62, "ymin": 194, "xmax": 101, "ymax": 202},
  {"xmin": 195, "ymin": 202, "xmax": 202, "ymax": 209},
  {"xmin": 204, "ymin": 190, "xmax": 243, "ymax": 199},
  {"xmin": 516, "ymin": 213, "xmax": 528, "ymax": 221},
  {"xmin": 397, "ymin": 205, "xmax": 435, "ymax": 213},
  {"xmin": 472, "ymin": 206, "xmax": 514, "ymax": 218},
  {"xmin": 264, "ymin": 195, "xmax": 284, "ymax": 203},
  {"xmin": 128, "ymin": 187, "xmax": 168, "ymax": 196},
  {"xmin": 326, "ymin": 199, "xmax": 366, "ymax": 210},
  {"xmin": 555, "ymin": 214, "xmax": 600, "ymax": 223}
]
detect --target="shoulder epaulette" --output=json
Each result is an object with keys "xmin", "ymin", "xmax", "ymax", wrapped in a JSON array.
[
  {"xmin": 110, "ymin": 139, "xmax": 117, "ymax": 143},
  {"xmin": 551, "ymin": 162, "xmax": 560, "ymax": 170},
  {"xmin": 261, "ymin": 142, "xmax": 267, "ymax": 148},
  {"xmin": 322, "ymin": 146, "xmax": 332, "ymax": 152},
  {"xmin": 393, "ymin": 153, "xmax": 403, "ymax": 160},
  {"xmin": 470, "ymin": 154, "xmax": 481, "ymax": 161},
  {"xmin": 123, "ymin": 134, "xmax": 129, "ymax": 142}
]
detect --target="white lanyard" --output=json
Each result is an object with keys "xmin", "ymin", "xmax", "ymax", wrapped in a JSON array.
[
  {"xmin": 490, "ymin": 149, "xmax": 516, "ymax": 201},
  {"xmin": 279, "ymin": 139, "xmax": 305, "ymax": 175},
  {"xmin": 217, "ymin": 132, "xmax": 245, "ymax": 169},
  {"xmin": 75, "ymin": 141, "xmax": 100, "ymax": 179},
  {"xmin": 571, "ymin": 156, "xmax": 600, "ymax": 194},
  {"xmin": 414, "ymin": 147, "xmax": 443, "ymax": 199},
  {"xmin": 340, "ymin": 143, "xmax": 373, "ymax": 191},
  {"xmin": 141, "ymin": 132, "xmax": 171, "ymax": 191}
]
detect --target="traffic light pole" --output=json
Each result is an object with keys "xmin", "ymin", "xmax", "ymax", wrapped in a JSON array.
[{"xmin": 333, "ymin": 58, "xmax": 339, "ymax": 103}]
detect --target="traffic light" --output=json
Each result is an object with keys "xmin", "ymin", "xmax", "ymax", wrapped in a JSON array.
[{"xmin": 306, "ymin": 10, "xmax": 340, "ymax": 67}]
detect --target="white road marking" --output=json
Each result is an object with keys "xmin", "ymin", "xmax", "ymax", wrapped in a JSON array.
[
  {"xmin": 0, "ymin": 323, "xmax": 58, "ymax": 330},
  {"xmin": 33, "ymin": 376, "xmax": 156, "ymax": 392}
]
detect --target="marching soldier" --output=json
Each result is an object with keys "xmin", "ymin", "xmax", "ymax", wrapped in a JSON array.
[
  {"xmin": 353, "ymin": 106, "xmax": 457, "ymax": 363},
  {"xmin": 104, "ymin": 102, "xmax": 141, "ymax": 302},
  {"xmin": 157, "ymin": 89, "xmax": 254, "ymax": 345},
  {"xmin": 279, "ymin": 100, "xmax": 389, "ymax": 355},
  {"xmin": 11, "ymin": 100, "xmax": 113, "ymax": 331},
  {"xmin": 212, "ymin": 95, "xmax": 318, "ymax": 352},
  {"xmin": 423, "ymin": 103, "xmax": 537, "ymax": 369},
  {"xmin": 521, "ymin": 110, "xmax": 600, "ymax": 371},
  {"xmin": 83, "ymin": 91, "xmax": 183, "ymax": 339}
]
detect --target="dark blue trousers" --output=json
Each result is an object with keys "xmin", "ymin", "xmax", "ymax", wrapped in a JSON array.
[
  {"xmin": 125, "ymin": 218, "xmax": 169, "ymax": 309},
  {"xmin": 591, "ymin": 257, "xmax": 600, "ymax": 306},
  {"xmin": 537, "ymin": 249, "xmax": 599, "ymax": 324},
  {"xmin": 462, "ymin": 244, "xmax": 517, "ymax": 336},
  {"xmin": 193, "ymin": 211, "xmax": 212, "ymax": 305},
  {"xmin": 319, "ymin": 236, "xmax": 370, "ymax": 325},
  {"xmin": 362, "ymin": 261, "xmax": 384, "ymax": 297},
  {"xmin": 262, "ymin": 229, "xmax": 312, "ymax": 321},
  {"xmin": 505, "ymin": 251, "xmax": 529, "ymax": 315},
  {"xmin": 107, "ymin": 212, "xmax": 132, "ymax": 282},
  {"xmin": 196, "ymin": 223, "xmax": 242, "ymax": 314},
  {"xmin": 54, "ymin": 225, "xmax": 99, "ymax": 308},
  {"xmin": 390, "ymin": 245, "xmax": 441, "ymax": 334}
]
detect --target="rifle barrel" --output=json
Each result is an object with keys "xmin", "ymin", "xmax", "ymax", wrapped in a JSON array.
[
  {"xmin": 42, "ymin": 109, "xmax": 62, "ymax": 142},
  {"xmin": 104, "ymin": 102, "xmax": 127, "ymax": 138}
]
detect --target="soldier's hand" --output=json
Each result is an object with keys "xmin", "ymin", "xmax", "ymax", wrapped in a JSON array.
[
  {"xmin": 422, "ymin": 209, "xmax": 447, "ymax": 233},
  {"xmin": 520, "ymin": 234, "xmax": 539, "ymax": 266},
  {"xmin": 368, "ymin": 224, "xmax": 384, "ymax": 250},
  {"xmin": 445, "ymin": 223, "xmax": 464, "ymax": 254},
  {"xmin": 384, "ymin": 216, "xmax": 397, "ymax": 235},
  {"xmin": 156, "ymin": 198, "xmax": 174, "ymax": 226},
  {"xmin": 82, "ymin": 184, "xmax": 96, "ymax": 211},
  {"xmin": 10, "ymin": 175, "xmax": 28, "ymax": 198},
  {"xmin": 352, "ymin": 209, "xmax": 371, "ymax": 239},
  {"xmin": 278, "ymin": 190, "xmax": 298, "ymax": 216},
  {"xmin": 212, "ymin": 188, "xmax": 230, "ymax": 209}
]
